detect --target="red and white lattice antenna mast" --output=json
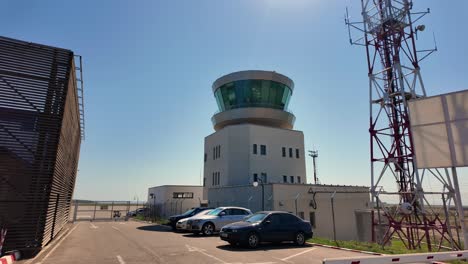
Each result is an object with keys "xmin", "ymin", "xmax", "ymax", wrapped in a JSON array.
[{"xmin": 346, "ymin": 0, "xmax": 460, "ymax": 251}]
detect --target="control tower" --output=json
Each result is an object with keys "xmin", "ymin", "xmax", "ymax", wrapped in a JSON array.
[{"xmin": 203, "ymin": 70, "xmax": 306, "ymax": 199}]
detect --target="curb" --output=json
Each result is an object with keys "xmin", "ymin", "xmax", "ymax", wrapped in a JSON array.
[
  {"xmin": 306, "ymin": 242, "xmax": 383, "ymax": 256},
  {"xmin": 0, "ymin": 250, "xmax": 20, "ymax": 264},
  {"xmin": 308, "ymin": 243, "xmax": 450, "ymax": 264}
]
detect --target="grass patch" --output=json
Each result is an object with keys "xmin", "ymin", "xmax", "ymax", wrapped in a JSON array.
[
  {"xmin": 308, "ymin": 237, "xmax": 467, "ymax": 263},
  {"xmin": 133, "ymin": 215, "xmax": 167, "ymax": 225}
]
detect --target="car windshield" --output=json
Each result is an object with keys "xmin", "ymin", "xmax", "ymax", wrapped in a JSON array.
[
  {"xmin": 207, "ymin": 208, "xmax": 223, "ymax": 216},
  {"xmin": 181, "ymin": 209, "xmax": 196, "ymax": 216},
  {"xmin": 245, "ymin": 213, "xmax": 268, "ymax": 223},
  {"xmin": 197, "ymin": 210, "xmax": 212, "ymax": 216}
]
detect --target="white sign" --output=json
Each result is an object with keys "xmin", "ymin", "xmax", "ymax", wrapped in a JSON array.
[{"xmin": 408, "ymin": 89, "xmax": 468, "ymax": 169}]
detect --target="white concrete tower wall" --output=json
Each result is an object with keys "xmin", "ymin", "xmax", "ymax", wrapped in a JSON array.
[{"xmin": 204, "ymin": 124, "xmax": 306, "ymax": 188}]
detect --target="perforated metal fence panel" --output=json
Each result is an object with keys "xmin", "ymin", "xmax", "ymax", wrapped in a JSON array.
[{"xmin": 0, "ymin": 36, "xmax": 82, "ymax": 254}]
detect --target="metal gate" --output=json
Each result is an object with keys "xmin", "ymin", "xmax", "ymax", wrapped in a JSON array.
[{"xmin": 70, "ymin": 200, "xmax": 143, "ymax": 221}]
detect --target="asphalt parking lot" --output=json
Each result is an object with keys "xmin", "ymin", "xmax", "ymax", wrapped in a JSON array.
[{"xmin": 23, "ymin": 220, "xmax": 367, "ymax": 264}]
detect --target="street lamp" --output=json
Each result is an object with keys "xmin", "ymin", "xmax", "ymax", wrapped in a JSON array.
[{"xmin": 253, "ymin": 179, "xmax": 265, "ymax": 211}]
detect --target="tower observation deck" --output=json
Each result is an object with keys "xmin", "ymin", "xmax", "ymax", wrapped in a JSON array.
[{"xmin": 211, "ymin": 70, "xmax": 296, "ymax": 131}]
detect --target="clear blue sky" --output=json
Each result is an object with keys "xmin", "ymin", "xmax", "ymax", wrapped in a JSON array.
[{"xmin": 2, "ymin": 0, "xmax": 467, "ymax": 202}]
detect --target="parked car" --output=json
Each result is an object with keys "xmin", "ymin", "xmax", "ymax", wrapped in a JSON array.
[
  {"xmin": 127, "ymin": 208, "xmax": 148, "ymax": 217},
  {"xmin": 176, "ymin": 209, "xmax": 213, "ymax": 231},
  {"xmin": 219, "ymin": 211, "xmax": 313, "ymax": 248},
  {"xmin": 168, "ymin": 207, "xmax": 213, "ymax": 230},
  {"xmin": 186, "ymin": 207, "xmax": 252, "ymax": 236}
]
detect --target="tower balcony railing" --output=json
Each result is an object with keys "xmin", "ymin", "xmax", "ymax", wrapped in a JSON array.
[{"xmin": 213, "ymin": 103, "xmax": 294, "ymax": 115}]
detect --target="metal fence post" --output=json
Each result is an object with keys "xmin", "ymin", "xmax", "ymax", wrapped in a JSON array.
[
  {"xmin": 331, "ymin": 191, "xmax": 337, "ymax": 242},
  {"xmin": 93, "ymin": 202, "xmax": 97, "ymax": 221},
  {"xmin": 73, "ymin": 201, "xmax": 78, "ymax": 222},
  {"xmin": 110, "ymin": 201, "xmax": 114, "ymax": 219}
]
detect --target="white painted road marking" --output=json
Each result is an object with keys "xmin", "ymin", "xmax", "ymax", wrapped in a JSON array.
[
  {"xmin": 186, "ymin": 244, "xmax": 228, "ymax": 263},
  {"xmin": 116, "ymin": 255, "xmax": 125, "ymax": 264},
  {"xmin": 112, "ymin": 226, "xmax": 119, "ymax": 231},
  {"xmin": 281, "ymin": 248, "xmax": 317, "ymax": 261},
  {"xmin": 31, "ymin": 223, "xmax": 80, "ymax": 264},
  {"xmin": 90, "ymin": 223, "xmax": 98, "ymax": 229}
]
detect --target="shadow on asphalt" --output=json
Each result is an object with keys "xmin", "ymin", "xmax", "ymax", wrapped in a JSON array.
[
  {"xmin": 136, "ymin": 225, "xmax": 172, "ymax": 232},
  {"xmin": 216, "ymin": 242, "xmax": 313, "ymax": 252},
  {"xmin": 182, "ymin": 233, "xmax": 206, "ymax": 238}
]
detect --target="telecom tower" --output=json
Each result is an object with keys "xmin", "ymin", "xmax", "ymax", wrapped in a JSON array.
[{"xmin": 346, "ymin": 1, "xmax": 461, "ymax": 251}]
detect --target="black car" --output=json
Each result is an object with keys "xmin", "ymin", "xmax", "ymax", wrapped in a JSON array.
[
  {"xmin": 219, "ymin": 211, "xmax": 313, "ymax": 248},
  {"xmin": 127, "ymin": 208, "xmax": 148, "ymax": 217},
  {"xmin": 168, "ymin": 207, "xmax": 213, "ymax": 230}
]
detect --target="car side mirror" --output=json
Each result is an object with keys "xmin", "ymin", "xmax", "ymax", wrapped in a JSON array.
[
  {"xmin": 219, "ymin": 212, "xmax": 226, "ymax": 217},
  {"xmin": 264, "ymin": 220, "xmax": 271, "ymax": 225}
]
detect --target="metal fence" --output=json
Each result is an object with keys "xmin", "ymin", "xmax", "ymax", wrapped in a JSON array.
[
  {"xmin": 70, "ymin": 201, "xmax": 144, "ymax": 222},
  {"xmin": 0, "ymin": 36, "xmax": 83, "ymax": 254}
]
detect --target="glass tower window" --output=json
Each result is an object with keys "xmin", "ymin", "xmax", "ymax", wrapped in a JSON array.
[{"xmin": 214, "ymin": 80, "xmax": 292, "ymax": 112}]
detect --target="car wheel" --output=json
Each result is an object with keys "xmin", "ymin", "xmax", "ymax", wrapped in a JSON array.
[
  {"xmin": 247, "ymin": 232, "xmax": 260, "ymax": 249},
  {"xmin": 295, "ymin": 232, "xmax": 306, "ymax": 246},
  {"xmin": 202, "ymin": 223, "xmax": 215, "ymax": 236}
]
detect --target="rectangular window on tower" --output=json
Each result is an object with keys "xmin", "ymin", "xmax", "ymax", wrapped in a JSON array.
[
  {"xmin": 212, "ymin": 172, "xmax": 215, "ymax": 185},
  {"xmin": 289, "ymin": 148, "xmax": 293, "ymax": 158},
  {"xmin": 253, "ymin": 144, "xmax": 258, "ymax": 154},
  {"xmin": 297, "ymin": 176, "xmax": 301, "ymax": 184},
  {"xmin": 253, "ymin": 173, "xmax": 258, "ymax": 182},
  {"xmin": 218, "ymin": 145, "xmax": 221, "ymax": 158},
  {"xmin": 283, "ymin": 175, "xmax": 287, "ymax": 183},
  {"xmin": 296, "ymin": 148, "xmax": 300, "ymax": 158},
  {"xmin": 213, "ymin": 147, "xmax": 216, "ymax": 160},
  {"xmin": 282, "ymin": 147, "xmax": 286, "ymax": 157},
  {"xmin": 290, "ymin": 176, "xmax": 294, "ymax": 183},
  {"xmin": 260, "ymin": 145, "xmax": 266, "ymax": 155}
]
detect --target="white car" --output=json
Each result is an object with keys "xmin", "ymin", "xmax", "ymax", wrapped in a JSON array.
[
  {"xmin": 186, "ymin": 207, "xmax": 252, "ymax": 236},
  {"xmin": 176, "ymin": 209, "xmax": 213, "ymax": 231}
]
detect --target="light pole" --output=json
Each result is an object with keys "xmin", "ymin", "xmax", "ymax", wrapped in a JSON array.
[
  {"xmin": 253, "ymin": 179, "xmax": 264, "ymax": 211},
  {"xmin": 308, "ymin": 150, "xmax": 319, "ymax": 184}
]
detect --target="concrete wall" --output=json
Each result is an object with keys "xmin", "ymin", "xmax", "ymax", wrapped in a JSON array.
[
  {"xmin": 272, "ymin": 184, "xmax": 370, "ymax": 241},
  {"xmin": 208, "ymin": 184, "xmax": 370, "ymax": 241},
  {"xmin": 208, "ymin": 185, "xmax": 274, "ymax": 213},
  {"xmin": 147, "ymin": 185, "xmax": 204, "ymax": 218},
  {"xmin": 203, "ymin": 124, "xmax": 306, "ymax": 199}
]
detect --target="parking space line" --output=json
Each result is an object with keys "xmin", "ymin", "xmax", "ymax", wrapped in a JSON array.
[
  {"xmin": 90, "ymin": 223, "xmax": 98, "ymax": 229},
  {"xmin": 112, "ymin": 226, "xmax": 119, "ymax": 231},
  {"xmin": 116, "ymin": 255, "xmax": 125, "ymax": 264},
  {"xmin": 185, "ymin": 244, "xmax": 228, "ymax": 264},
  {"xmin": 281, "ymin": 248, "xmax": 317, "ymax": 261}
]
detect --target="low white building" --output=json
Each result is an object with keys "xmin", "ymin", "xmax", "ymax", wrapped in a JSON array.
[
  {"xmin": 147, "ymin": 185, "xmax": 206, "ymax": 218},
  {"xmin": 208, "ymin": 184, "xmax": 370, "ymax": 241}
]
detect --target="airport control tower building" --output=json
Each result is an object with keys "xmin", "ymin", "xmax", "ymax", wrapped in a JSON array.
[{"xmin": 203, "ymin": 70, "xmax": 306, "ymax": 199}]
